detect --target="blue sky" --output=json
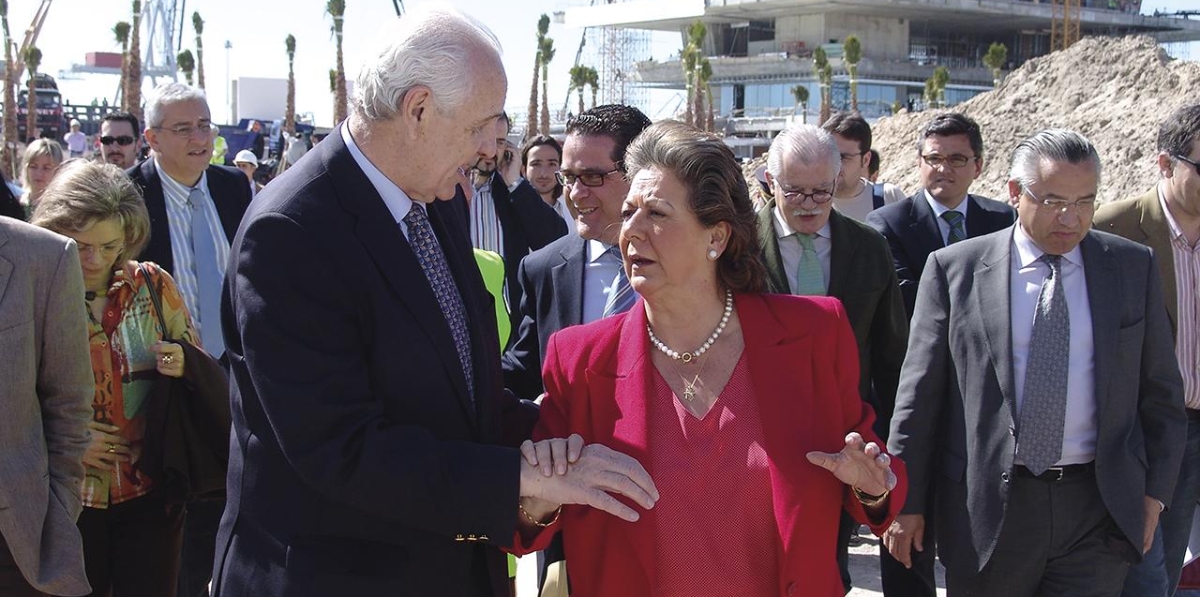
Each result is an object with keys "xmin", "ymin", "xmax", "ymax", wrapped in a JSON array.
[{"xmin": 7, "ymin": 0, "xmax": 1197, "ymax": 128}]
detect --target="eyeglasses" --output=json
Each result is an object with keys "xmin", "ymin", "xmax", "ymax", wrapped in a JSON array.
[
  {"xmin": 153, "ymin": 123, "xmax": 215, "ymax": 139},
  {"xmin": 77, "ymin": 242, "xmax": 125, "ymax": 258},
  {"xmin": 921, "ymin": 154, "xmax": 977, "ymax": 168},
  {"xmin": 776, "ymin": 184, "xmax": 835, "ymax": 204},
  {"xmin": 100, "ymin": 135, "xmax": 136, "ymax": 146},
  {"xmin": 1022, "ymin": 185, "xmax": 1096, "ymax": 213},
  {"xmin": 556, "ymin": 167, "xmax": 622, "ymax": 187},
  {"xmin": 1174, "ymin": 154, "xmax": 1200, "ymax": 176}
]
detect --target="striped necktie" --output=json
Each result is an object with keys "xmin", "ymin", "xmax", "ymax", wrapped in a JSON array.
[
  {"xmin": 602, "ymin": 246, "xmax": 636, "ymax": 318},
  {"xmin": 941, "ymin": 210, "xmax": 966, "ymax": 245},
  {"xmin": 188, "ymin": 187, "xmax": 224, "ymax": 357},
  {"xmin": 1018, "ymin": 255, "xmax": 1070, "ymax": 475},
  {"xmin": 793, "ymin": 233, "xmax": 825, "ymax": 296}
]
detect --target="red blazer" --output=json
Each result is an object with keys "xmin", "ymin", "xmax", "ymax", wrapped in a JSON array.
[{"xmin": 517, "ymin": 292, "xmax": 908, "ymax": 597}]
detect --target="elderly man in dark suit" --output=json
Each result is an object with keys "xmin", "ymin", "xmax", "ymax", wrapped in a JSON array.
[
  {"xmin": 866, "ymin": 112, "xmax": 1015, "ymax": 596},
  {"xmin": 1096, "ymin": 104, "xmax": 1200, "ymax": 597},
  {"xmin": 755, "ymin": 123, "xmax": 908, "ymax": 593},
  {"xmin": 886, "ymin": 129, "xmax": 1185, "ymax": 597},
  {"xmin": 0, "ymin": 218, "xmax": 92, "ymax": 597},
  {"xmin": 125, "ymin": 81, "xmax": 251, "ymax": 597},
  {"xmin": 212, "ymin": 8, "xmax": 656, "ymax": 597}
]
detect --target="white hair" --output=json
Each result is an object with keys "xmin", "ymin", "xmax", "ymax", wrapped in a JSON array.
[
  {"xmin": 767, "ymin": 124, "xmax": 841, "ymax": 181},
  {"xmin": 144, "ymin": 82, "xmax": 208, "ymax": 130},
  {"xmin": 1009, "ymin": 129, "xmax": 1102, "ymax": 188},
  {"xmin": 354, "ymin": 5, "xmax": 502, "ymax": 122}
]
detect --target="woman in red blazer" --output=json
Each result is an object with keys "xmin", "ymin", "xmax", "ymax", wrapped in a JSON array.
[{"xmin": 514, "ymin": 122, "xmax": 908, "ymax": 596}]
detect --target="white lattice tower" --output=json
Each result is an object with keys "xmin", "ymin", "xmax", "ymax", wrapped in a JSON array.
[
  {"xmin": 586, "ymin": 5, "xmax": 648, "ymax": 110},
  {"xmin": 142, "ymin": 0, "xmax": 179, "ymax": 82}
]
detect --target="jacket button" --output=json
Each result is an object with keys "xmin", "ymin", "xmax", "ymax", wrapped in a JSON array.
[
  {"xmin": 786, "ymin": 581, "xmax": 797, "ymax": 595},
  {"xmin": 454, "ymin": 534, "xmax": 464, "ymax": 542},
  {"xmin": 479, "ymin": 535, "xmax": 489, "ymax": 542},
  {"xmin": 1001, "ymin": 472, "xmax": 1010, "ymax": 483}
]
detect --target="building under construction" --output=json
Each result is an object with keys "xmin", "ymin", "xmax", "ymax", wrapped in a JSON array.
[{"xmin": 562, "ymin": 0, "xmax": 1200, "ymax": 156}]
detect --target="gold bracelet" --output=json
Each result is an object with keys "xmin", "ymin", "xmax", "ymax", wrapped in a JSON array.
[
  {"xmin": 853, "ymin": 487, "xmax": 890, "ymax": 508},
  {"xmin": 518, "ymin": 501, "xmax": 562, "ymax": 528}
]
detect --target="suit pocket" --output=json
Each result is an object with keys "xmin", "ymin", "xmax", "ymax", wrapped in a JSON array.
[{"xmin": 1117, "ymin": 319, "xmax": 1145, "ymax": 348}]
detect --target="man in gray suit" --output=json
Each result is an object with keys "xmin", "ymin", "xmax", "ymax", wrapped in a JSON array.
[
  {"xmin": 756, "ymin": 123, "xmax": 908, "ymax": 592},
  {"xmin": 0, "ymin": 218, "xmax": 93, "ymax": 596},
  {"xmin": 886, "ymin": 129, "xmax": 1186, "ymax": 596}
]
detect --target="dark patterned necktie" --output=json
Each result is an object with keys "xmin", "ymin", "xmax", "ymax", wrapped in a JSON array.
[
  {"xmin": 1018, "ymin": 254, "xmax": 1069, "ymax": 475},
  {"xmin": 602, "ymin": 246, "xmax": 636, "ymax": 318},
  {"xmin": 941, "ymin": 210, "xmax": 966, "ymax": 245},
  {"xmin": 402, "ymin": 205, "xmax": 474, "ymax": 402}
]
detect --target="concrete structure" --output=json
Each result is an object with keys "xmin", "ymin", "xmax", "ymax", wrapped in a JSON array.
[{"xmin": 565, "ymin": 0, "xmax": 1200, "ymax": 156}]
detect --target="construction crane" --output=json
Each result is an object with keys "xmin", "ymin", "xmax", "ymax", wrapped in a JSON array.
[
  {"xmin": 1050, "ymin": 0, "xmax": 1081, "ymax": 53},
  {"xmin": 12, "ymin": 0, "xmax": 53, "ymax": 82},
  {"xmin": 392, "ymin": 0, "xmax": 405, "ymax": 17}
]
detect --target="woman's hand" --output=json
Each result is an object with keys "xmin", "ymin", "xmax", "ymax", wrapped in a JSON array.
[
  {"xmin": 152, "ymin": 341, "xmax": 184, "ymax": 378},
  {"xmin": 520, "ymin": 434, "xmax": 585, "ymax": 477},
  {"xmin": 805, "ymin": 432, "xmax": 897, "ymax": 497},
  {"xmin": 82, "ymin": 421, "xmax": 130, "ymax": 471}
]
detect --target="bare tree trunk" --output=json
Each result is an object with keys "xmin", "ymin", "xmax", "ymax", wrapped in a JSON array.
[
  {"xmin": 24, "ymin": 75, "xmax": 36, "ymax": 142},
  {"xmin": 527, "ymin": 59, "xmax": 539, "ymax": 139},
  {"xmin": 333, "ymin": 20, "xmax": 347, "ymax": 125},
  {"xmin": 127, "ymin": 2, "xmax": 144, "ymax": 128}
]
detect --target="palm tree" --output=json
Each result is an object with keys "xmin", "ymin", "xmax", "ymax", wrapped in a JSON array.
[
  {"xmin": 680, "ymin": 20, "xmax": 706, "ymax": 127},
  {"xmin": 791, "ymin": 84, "xmax": 809, "ymax": 123},
  {"xmin": 1, "ymin": 0, "xmax": 19, "ymax": 176},
  {"xmin": 284, "ymin": 35, "xmax": 296, "ymax": 135},
  {"xmin": 327, "ymin": 0, "xmax": 347, "ymax": 125},
  {"xmin": 527, "ymin": 14, "xmax": 549, "ymax": 138},
  {"xmin": 699, "ymin": 57, "xmax": 714, "ymax": 132},
  {"xmin": 114, "ymin": 21, "xmax": 130, "ymax": 106},
  {"xmin": 983, "ymin": 42, "xmax": 1008, "ymax": 87},
  {"xmin": 568, "ymin": 65, "xmax": 588, "ymax": 115},
  {"xmin": 127, "ymin": 0, "xmax": 143, "ymax": 126},
  {"xmin": 814, "ymin": 46, "xmax": 831, "ymax": 125},
  {"xmin": 21, "ymin": 45, "xmax": 39, "ymax": 141},
  {"xmin": 192, "ymin": 12, "xmax": 205, "ymax": 90},
  {"xmin": 329, "ymin": 68, "xmax": 338, "ymax": 125},
  {"xmin": 584, "ymin": 66, "xmax": 599, "ymax": 109},
  {"xmin": 923, "ymin": 77, "xmax": 936, "ymax": 110},
  {"xmin": 932, "ymin": 65, "xmax": 950, "ymax": 107},
  {"xmin": 843, "ymin": 35, "xmax": 861, "ymax": 112},
  {"xmin": 681, "ymin": 44, "xmax": 698, "ymax": 126},
  {"xmin": 539, "ymin": 36, "xmax": 555, "ymax": 135},
  {"xmin": 176, "ymin": 49, "xmax": 195, "ymax": 86}
]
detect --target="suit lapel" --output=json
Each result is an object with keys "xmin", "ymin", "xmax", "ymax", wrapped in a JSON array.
[
  {"xmin": 204, "ymin": 166, "xmax": 249, "ymax": 243},
  {"xmin": 757, "ymin": 200, "xmax": 790, "ymax": 294},
  {"xmin": 1139, "ymin": 191, "xmax": 1178, "ymax": 331},
  {"xmin": 975, "ymin": 230, "xmax": 1018, "ymax": 422},
  {"xmin": 141, "ymin": 160, "xmax": 175, "ymax": 274},
  {"xmin": 328, "ymin": 132, "xmax": 475, "ymax": 418},
  {"xmin": 827, "ymin": 211, "xmax": 857, "ymax": 299},
  {"xmin": 552, "ymin": 235, "xmax": 585, "ymax": 327},
  {"xmin": 1081, "ymin": 233, "xmax": 1120, "ymax": 418},
  {"xmin": 0, "ymin": 227, "xmax": 11, "ymax": 309},
  {"xmin": 909, "ymin": 193, "xmax": 946, "ymax": 259}
]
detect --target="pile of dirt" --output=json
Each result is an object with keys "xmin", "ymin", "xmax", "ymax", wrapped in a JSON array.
[{"xmin": 868, "ymin": 35, "xmax": 1200, "ymax": 204}]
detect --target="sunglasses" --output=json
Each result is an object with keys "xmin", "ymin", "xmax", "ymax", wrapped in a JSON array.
[{"xmin": 100, "ymin": 135, "xmax": 136, "ymax": 146}]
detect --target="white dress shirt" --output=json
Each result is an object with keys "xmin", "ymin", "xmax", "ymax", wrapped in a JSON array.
[
  {"xmin": 1010, "ymin": 224, "xmax": 1096, "ymax": 466},
  {"xmin": 341, "ymin": 124, "xmax": 423, "ymax": 240},
  {"xmin": 1159, "ymin": 185, "xmax": 1200, "ymax": 409},
  {"xmin": 924, "ymin": 190, "xmax": 970, "ymax": 246},
  {"xmin": 582, "ymin": 239, "xmax": 625, "ymax": 324},
  {"xmin": 771, "ymin": 206, "xmax": 832, "ymax": 294}
]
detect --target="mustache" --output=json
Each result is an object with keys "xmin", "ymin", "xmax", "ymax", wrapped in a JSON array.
[{"xmin": 789, "ymin": 208, "xmax": 824, "ymax": 217}]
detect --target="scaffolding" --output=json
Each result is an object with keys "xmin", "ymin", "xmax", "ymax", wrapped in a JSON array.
[{"xmin": 1051, "ymin": 0, "xmax": 1082, "ymax": 53}]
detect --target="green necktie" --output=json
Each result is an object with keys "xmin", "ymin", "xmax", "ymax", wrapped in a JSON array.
[
  {"xmin": 794, "ymin": 233, "xmax": 825, "ymax": 296},
  {"xmin": 941, "ymin": 210, "xmax": 966, "ymax": 245}
]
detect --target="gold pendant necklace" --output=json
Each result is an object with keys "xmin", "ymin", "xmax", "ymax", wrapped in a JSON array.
[{"xmin": 676, "ymin": 346, "xmax": 713, "ymax": 402}]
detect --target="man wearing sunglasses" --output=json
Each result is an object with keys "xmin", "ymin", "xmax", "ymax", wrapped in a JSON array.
[
  {"xmin": 99, "ymin": 112, "xmax": 142, "ymax": 170},
  {"xmin": 868, "ymin": 112, "xmax": 1015, "ymax": 597},
  {"xmin": 1096, "ymin": 104, "xmax": 1200, "ymax": 597}
]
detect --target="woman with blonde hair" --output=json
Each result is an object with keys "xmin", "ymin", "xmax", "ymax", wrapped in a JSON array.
[
  {"xmin": 31, "ymin": 161, "xmax": 197, "ymax": 596},
  {"xmin": 20, "ymin": 137, "xmax": 64, "ymax": 216}
]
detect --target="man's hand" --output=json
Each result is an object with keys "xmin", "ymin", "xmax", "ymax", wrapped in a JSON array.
[
  {"xmin": 806, "ymin": 432, "xmax": 897, "ymax": 497},
  {"xmin": 498, "ymin": 141, "xmax": 522, "ymax": 188},
  {"xmin": 519, "ymin": 442, "xmax": 658, "ymax": 523},
  {"xmin": 883, "ymin": 514, "xmax": 925, "ymax": 568},
  {"xmin": 1143, "ymin": 495, "xmax": 1163, "ymax": 554}
]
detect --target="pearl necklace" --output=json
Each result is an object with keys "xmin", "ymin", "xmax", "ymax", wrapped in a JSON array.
[{"xmin": 646, "ymin": 290, "xmax": 733, "ymax": 363}]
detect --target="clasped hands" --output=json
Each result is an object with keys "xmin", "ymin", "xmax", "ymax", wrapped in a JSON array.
[{"xmin": 518, "ymin": 434, "xmax": 659, "ymax": 525}]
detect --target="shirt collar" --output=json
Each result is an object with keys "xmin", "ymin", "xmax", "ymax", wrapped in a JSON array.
[
  {"xmin": 771, "ymin": 203, "xmax": 831, "ymax": 240},
  {"xmin": 155, "ymin": 156, "xmax": 208, "ymax": 197},
  {"xmin": 341, "ymin": 122, "xmax": 416, "ymax": 224},
  {"xmin": 587, "ymin": 239, "xmax": 618, "ymax": 264},
  {"xmin": 1157, "ymin": 182, "xmax": 1187, "ymax": 242},
  {"xmin": 924, "ymin": 189, "xmax": 969, "ymax": 219},
  {"xmin": 1012, "ymin": 222, "xmax": 1084, "ymax": 270}
]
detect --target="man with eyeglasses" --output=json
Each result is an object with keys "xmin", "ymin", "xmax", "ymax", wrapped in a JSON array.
[
  {"xmin": 464, "ymin": 112, "xmax": 566, "ymax": 338},
  {"xmin": 99, "ymin": 112, "xmax": 142, "ymax": 169},
  {"xmin": 1096, "ymin": 104, "xmax": 1200, "ymax": 597},
  {"xmin": 125, "ymin": 82, "xmax": 251, "ymax": 597},
  {"xmin": 501, "ymin": 103, "xmax": 651, "ymax": 595},
  {"xmin": 755, "ymin": 123, "xmax": 908, "ymax": 594},
  {"xmin": 886, "ymin": 128, "xmax": 1184, "ymax": 597},
  {"xmin": 822, "ymin": 112, "xmax": 905, "ymax": 222},
  {"xmin": 868, "ymin": 112, "xmax": 1014, "ymax": 597}
]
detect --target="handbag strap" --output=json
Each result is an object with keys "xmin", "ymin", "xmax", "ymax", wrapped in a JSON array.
[{"xmin": 137, "ymin": 263, "xmax": 172, "ymax": 341}]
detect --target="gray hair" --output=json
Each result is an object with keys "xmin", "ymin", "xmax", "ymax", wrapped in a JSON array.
[
  {"xmin": 144, "ymin": 82, "xmax": 209, "ymax": 130},
  {"xmin": 766, "ymin": 124, "xmax": 841, "ymax": 180},
  {"xmin": 353, "ymin": 5, "xmax": 502, "ymax": 122},
  {"xmin": 1009, "ymin": 129, "xmax": 1102, "ymax": 188}
]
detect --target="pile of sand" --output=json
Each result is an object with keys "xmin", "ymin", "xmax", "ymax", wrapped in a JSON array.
[{"xmin": 867, "ymin": 35, "xmax": 1200, "ymax": 204}]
